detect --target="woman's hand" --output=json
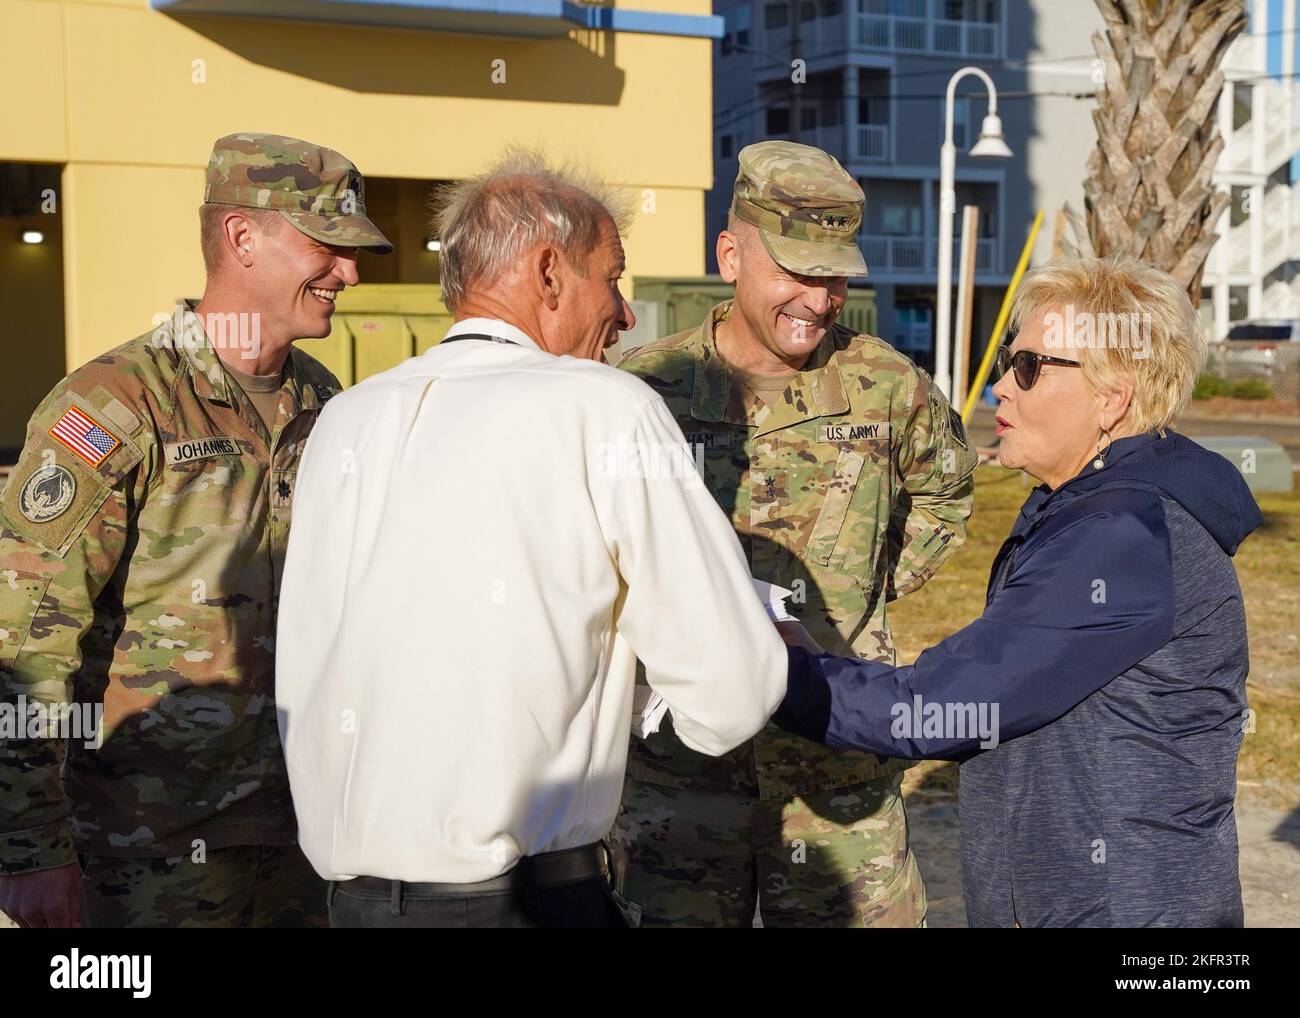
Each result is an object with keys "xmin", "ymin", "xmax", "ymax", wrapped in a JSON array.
[{"xmin": 774, "ymin": 620, "xmax": 825, "ymax": 656}]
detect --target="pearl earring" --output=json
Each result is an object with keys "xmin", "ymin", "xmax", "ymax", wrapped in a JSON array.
[{"xmin": 1093, "ymin": 427, "xmax": 1112, "ymax": 470}]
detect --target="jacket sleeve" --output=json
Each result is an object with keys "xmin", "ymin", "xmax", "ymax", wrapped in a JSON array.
[
  {"xmin": 0, "ymin": 383, "xmax": 148, "ymax": 874},
  {"xmin": 775, "ymin": 495, "xmax": 1177, "ymax": 759},
  {"xmin": 599, "ymin": 396, "xmax": 787, "ymax": 757},
  {"xmin": 886, "ymin": 372, "xmax": 978, "ymax": 599}
]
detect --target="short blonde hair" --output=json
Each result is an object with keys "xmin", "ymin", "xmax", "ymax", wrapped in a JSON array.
[
  {"xmin": 433, "ymin": 147, "xmax": 634, "ymax": 312},
  {"xmin": 1008, "ymin": 255, "xmax": 1207, "ymax": 434}
]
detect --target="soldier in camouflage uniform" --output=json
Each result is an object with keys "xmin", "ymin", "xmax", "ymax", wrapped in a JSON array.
[
  {"xmin": 0, "ymin": 133, "xmax": 392, "ymax": 927},
  {"xmin": 609, "ymin": 141, "xmax": 977, "ymax": 927}
]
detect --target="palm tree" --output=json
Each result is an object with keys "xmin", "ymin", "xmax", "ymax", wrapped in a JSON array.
[{"xmin": 1062, "ymin": 0, "xmax": 1248, "ymax": 305}]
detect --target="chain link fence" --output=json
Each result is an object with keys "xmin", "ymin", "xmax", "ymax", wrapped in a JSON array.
[{"xmin": 1201, "ymin": 342, "xmax": 1300, "ymax": 402}]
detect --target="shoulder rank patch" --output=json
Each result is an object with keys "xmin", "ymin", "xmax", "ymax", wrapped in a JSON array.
[
  {"xmin": 19, "ymin": 465, "xmax": 76, "ymax": 523},
  {"xmin": 48, "ymin": 406, "xmax": 121, "ymax": 468},
  {"xmin": 948, "ymin": 407, "xmax": 969, "ymax": 450},
  {"xmin": 820, "ymin": 421, "xmax": 890, "ymax": 444}
]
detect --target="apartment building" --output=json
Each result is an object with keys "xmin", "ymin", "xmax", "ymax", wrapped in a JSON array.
[
  {"xmin": 1023, "ymin": 0, "xmax": 1300, "ymax": 341},
  {"xmin": 711, "ymin": 0, "xmax": 1300, "ymax": 374},
  {"xmin": 1203, "ymin": 1, "xmax": 1300, "ymax": 338},
  {"xmin": 711, "ymin": 0, "xmax": 1026, "ymax": 374}
]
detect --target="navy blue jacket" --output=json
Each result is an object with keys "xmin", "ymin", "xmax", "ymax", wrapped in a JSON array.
[{"xmin": 776, "ymin": 430, "xmax": 1262, "ymax": 927}]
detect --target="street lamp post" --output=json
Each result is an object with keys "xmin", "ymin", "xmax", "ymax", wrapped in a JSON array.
[{"xmin": 935, "ymin": 66, "xmax": 1012, "ymax": 399}]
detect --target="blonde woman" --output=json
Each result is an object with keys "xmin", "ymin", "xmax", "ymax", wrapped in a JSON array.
[{"xmin": 774, "ymin": 256, "xmax": 1262, "ymax": 928}]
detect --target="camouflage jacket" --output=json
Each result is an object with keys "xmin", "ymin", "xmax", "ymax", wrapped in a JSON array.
[
  {"xmin": 0, "ymin": 301, "xmax": 338, "ymax": 872},
  {"xmin": 619, "ymin": 301, "xmax": 977, "ymax": 799}
]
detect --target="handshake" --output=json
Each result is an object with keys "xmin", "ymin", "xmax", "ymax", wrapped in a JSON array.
[{"xmin": 773, "ymin": 619, "xmax": 824, "ymax": 656}]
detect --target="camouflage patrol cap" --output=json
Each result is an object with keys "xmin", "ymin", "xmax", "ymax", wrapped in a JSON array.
[
  {"xmin": 731, "ymin": 141, "xmax": 866, "ymax": 277},
  {"xmin": 204, "ymin": 132, "xmax": 393, "ymax": 254}
]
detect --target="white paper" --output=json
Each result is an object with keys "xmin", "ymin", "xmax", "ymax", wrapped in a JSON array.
[
  {"xmin": 635, "ymin": 577, "xmax": 797, "ymax": 738},
  {"xmin": 751, "ymin": 578, "xmax": 797, "ymax": 623}
]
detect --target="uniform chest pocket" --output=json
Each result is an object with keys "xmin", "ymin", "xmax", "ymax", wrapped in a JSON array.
[{"xmin": 804, "ymin": 447, "xmax": 866, "ymax": 566}]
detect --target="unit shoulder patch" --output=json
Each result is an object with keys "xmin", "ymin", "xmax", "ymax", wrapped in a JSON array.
[{"xmin": 18, "ymin": 465, "xmax": 76, "ymax": 523}]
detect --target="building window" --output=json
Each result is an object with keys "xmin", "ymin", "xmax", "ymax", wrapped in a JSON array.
[
  {"xmin": 1228, "ymin": 285, "xmax": 1249, "ymax": 322},
  {"xmin": 765, "ymin": 3, "xmax": 789, "ymax": 29},
  {"xmin": 801, "ymin": 106, "xmax": 818, "ymax": 131},
  {"xmin": 767, "ymin": 106, "xmax": 791, "ymax": 134},
  {"xmin": 859, "ymin": 94, "xmax": 889, "ymax": 126},
  {"xmin": 820, "ymin": 0, "xmax": 842, "ymax": 15},
  {"xmin": 1232, "ymin": 83, "xmax": 1253, "ymax": 132},
  {"xmin": 882, "ymin": 205, "xmax": 922, "ymax": 236},
  {"xmin": 800, "ymin": 1, "xmax": 817, "ymax": 21},
  {"xmin": 895, "ymin": 304, "xmax": 934, "ymax": 356},
  {"xmin": 722, "ymin": 7, "xmax": 752, "ymax": 55},
  {"xmin": 949, "ymin": 96, "xmax": 971, "ymax": 147},
  {"xmin": 942, "ymin": 0, "xmax": 995, "ymax": 20},
  {"xmin": 720, "ymin": 134, "xmax": 734, "ymax": 158}
]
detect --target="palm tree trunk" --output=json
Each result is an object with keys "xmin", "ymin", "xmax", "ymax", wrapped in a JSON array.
[{"xmin": 1063, "ymin": 0, "xmax": 1248, "ymax": 305}]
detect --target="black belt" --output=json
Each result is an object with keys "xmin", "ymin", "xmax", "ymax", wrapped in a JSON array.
[{"xmin": 345, "ymin": 842, "xmax": 609, "ymax": 897}]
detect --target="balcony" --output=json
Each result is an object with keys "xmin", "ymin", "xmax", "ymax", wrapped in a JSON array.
[
  {"xmin": 861, "ymin": 14, "xmax": 999, "ymax": 57},
  {"xmin": 862, "ymin": 234, "xmax": 997, "ymax": 276},
  {"xmin": 1221, "ymin": 79, "xmax": 1295, "ymax": 174},
  {"xmin": 791, "ymin": 122, "xmax": 891, "ymax": 164},
  {"xmin": 1227, "ymin": 220, "xmax": 1251, "ymax": 274},
  {"xmin": 1262, "ymin": 186, "xmax": 1289, "ymax": 271},
  {"xmin": 761, "ymin": 11, "xmax": 1000, "ymax": 64}
]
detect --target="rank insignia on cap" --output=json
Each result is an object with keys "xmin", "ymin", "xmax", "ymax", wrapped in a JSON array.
[{"xmin": 48, "ymin": 405, "xmax": 121, "ymax": 468}]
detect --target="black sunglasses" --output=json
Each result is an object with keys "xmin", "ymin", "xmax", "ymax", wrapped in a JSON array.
[{"xmin": 996, "ymin": 345, "xmax": 1082, "ymax": 390}]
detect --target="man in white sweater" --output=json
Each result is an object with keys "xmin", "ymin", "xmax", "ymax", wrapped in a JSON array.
[{"xmin": 275, "ymin": 150, "xmax": 789, "ymax": 928}]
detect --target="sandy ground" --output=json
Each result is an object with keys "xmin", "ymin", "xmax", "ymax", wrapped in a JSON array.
[{"xmin": 906, "ymin": 791, "xmax": 1300, "ymax": 928}]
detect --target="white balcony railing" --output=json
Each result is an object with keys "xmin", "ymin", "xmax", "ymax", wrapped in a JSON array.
[
  {"xmin": 859, "ymin": 13, "xmax": 927, "ymax": 51},
  {"xmin": 1262, "ymin": 186, "xmax": 1289, "ymax": 270},
  {"xmin": 762, "ymin": 12, "xmax": 1001, "ymax": 63},
  {"xmin": 1220, "ymin": 78, "xmax": 1293, "ymax": 175},
  {"xmin": 859, "ymin": 14, "xmax": 1000, "ymax": 58},
  {"xmin": 1223, "ymin": 119, "xmax": 1253, "ymax": 173},
  {"xmin": 863, "ymin": 235, "xmax": 928, "ymax": 272},
  {"xmin": 1228, "ymin": 221, "xmax": 1251, "ymax": 274},
  {"xmin": 931, "ymin": 18, "xmax": 998, "ymax": 57},
  {"xmin": 861, "ymin": 234, "xmax": 998, "ymax": 275},
  {"xmin": 789, "ymin": 123, "xmax": 890, "ymax": 164},
  {"xmin": 857, "ymin": 123, "xmax": 888, "ymax": 161}
]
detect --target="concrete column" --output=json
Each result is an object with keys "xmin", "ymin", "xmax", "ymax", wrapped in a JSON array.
[{"xmin": 843, "ymin": 63, "xmax": 859, "ymax": 161}]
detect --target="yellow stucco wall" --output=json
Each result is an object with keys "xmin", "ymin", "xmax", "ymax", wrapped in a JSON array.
[{"xmin": 2, "ymin": 0, "xmax": 714, "ymax": 372}]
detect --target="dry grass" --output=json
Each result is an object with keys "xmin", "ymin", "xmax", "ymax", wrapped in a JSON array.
[{"xmin": 893, "ymin": 465, "xmax": 1300, "ymax": 805}]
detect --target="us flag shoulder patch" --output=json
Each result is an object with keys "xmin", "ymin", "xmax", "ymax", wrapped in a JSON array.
[{"xmin": 48, "ymin": 405, "xmax": 121, "ymax": 467}]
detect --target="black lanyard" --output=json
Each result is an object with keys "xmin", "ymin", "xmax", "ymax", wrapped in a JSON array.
[{"xmin": 440, "ymin": 333, "xmax": 521, "ymax": 347}]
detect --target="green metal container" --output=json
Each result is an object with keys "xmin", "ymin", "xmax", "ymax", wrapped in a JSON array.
[{"xmin": 298, "ymin": 284, "xmax": 454, "ymax": 386}]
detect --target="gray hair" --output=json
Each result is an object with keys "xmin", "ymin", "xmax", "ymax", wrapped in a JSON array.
[{"xmin": 433, "ymin": 147, "xmax": 634, "ymax": 312}]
